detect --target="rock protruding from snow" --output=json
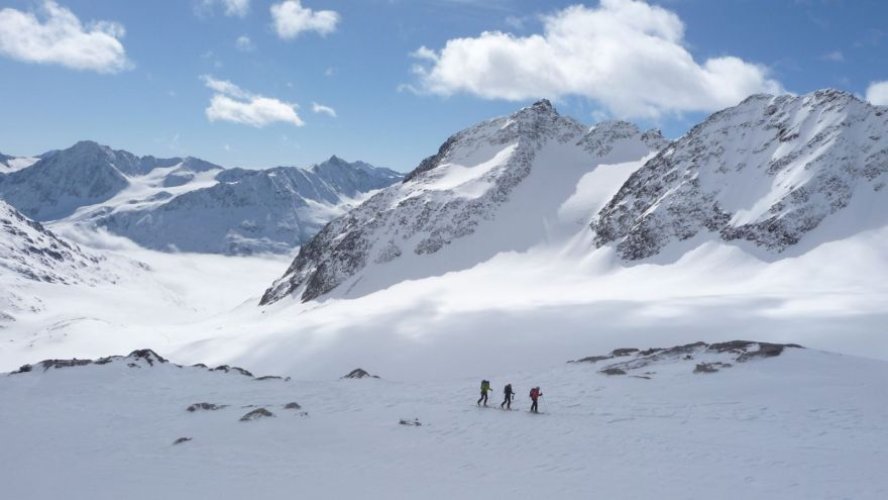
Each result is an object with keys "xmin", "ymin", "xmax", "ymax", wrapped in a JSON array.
[
  {"xmin": 570, "ymin": 340, "xmax": 803, "ymax": 377},
  {"xmin": 261, "ymin": 100, "xmax": 665, "ymax": 304},
  {"xmin": 187, "ymin": 402, "xmax": 228, "ymax": 412},
  {"xmin": 593, "ymin": 89, "xmax": 888, "ymax": 260},
  {"xmin": 0, "ymin": 200, "xmax": 109, "ymax": 285},
  {"xmin": 240, "ymin": 408, "xmax": 274, "ymax": 421},
  {"xmin": 6, "ymin": 348, "xmax": 291, "ymax": 382},
  {"xmin": 342, "ymin": 368, "xmax": 378, "ymax": 379}
]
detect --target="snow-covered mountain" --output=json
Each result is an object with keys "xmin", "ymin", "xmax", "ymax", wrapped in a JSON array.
[
  {"xmin": 0, "ymin": 152, "xmax": 38, "ymax": 173},
  {"xmin": 87, "ymin": 156, "xmax": 402, "ymax": 255},
  {"xmin": 261, "ymin": 100, "xmax": 666, "ymax": 304},
  {"xmin": 593, "ymin": 89, "xmax": 888, "ymax": 260},
  {"xmin": 2, "ymin": 342, "xmax": 886, "ymax": 499},
  {"xmin": 0, "ymin": 142, "xmax": 402, "ymax": 255},
  {"xmin": 0, "ymin": 198, "xmax": 120, "ymax": 326},
  {"xmin": 0, "ymin": 199, "xmax": 108, "ymax": 285},
  {"xmin": 0, "ymin": 141, "xmax": 200, "ymax": 221}
]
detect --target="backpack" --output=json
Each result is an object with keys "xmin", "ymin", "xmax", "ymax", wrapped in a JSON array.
[
  {"xmin": 504, "ymin": 384, "xmax": 512, "ymax": 394},
  {"xmin": 481, "ymin": 380, "xmax": 490, "ymax": 391},
  {"xmin": 529, "ymin": 387, "xmax": 539, "ymax": 399}
]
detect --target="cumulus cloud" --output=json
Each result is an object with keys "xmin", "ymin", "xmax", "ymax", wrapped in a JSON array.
[
  {"xmin": 198, "ymin": 0, "xmax": 250, "ymax": 18},
  {"xmin": 236, "ymin": 35, "xmax": 255, "ymax": 52},
  {"xmin": 271, "ymin": 0, "xmax": 339, "ymax": 39},
  {"xmin": 410, "ymin": 0, "xmax": 783, "ymax": 118},
  {"xmin": 0, "ymin": 1, "xmax": 129, "ymax": 73},
  {"xmin": 202, "ymin": 75, "xmax": 304, "ymax": 127},
  {"xmin": 311, "ymin": 102, "xmax": 337, "ymax": 117},
  {"xmin": 866, "ymin": 81, "xmax": 888, "ymax": 106}
]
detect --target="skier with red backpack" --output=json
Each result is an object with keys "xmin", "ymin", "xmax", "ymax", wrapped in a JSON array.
[{"xmin": 529, "ymin": 386, "xmax": 543, "ymax": 413}]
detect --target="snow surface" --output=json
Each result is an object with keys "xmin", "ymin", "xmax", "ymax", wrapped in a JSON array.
[{"xmin": 1, "ymin": 346, "xmax": 886, "ymax": 499}]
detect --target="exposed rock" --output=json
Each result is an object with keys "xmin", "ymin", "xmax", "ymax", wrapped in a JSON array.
[
  {"xmin": 399, "ymin": 418, "xmax": 422, "ymax": 427},
  {"xmin": 240, "ymin": 408, "xmax": 274, "ymax": 422},
  {"xmin": 173, "ymin": 437, "xmax": 192, "ymax": 445},
  {"xmin": 187, "ymin": 402, "xmax": 228, "ymax": 412},
  {"xmin": 694, "ymin": 362, "xmax": 732, "ymax": 374},
  {"xmin": 283, "ymin": 402, "xmax": 301, "ymax": 410},
  {"xmin": 573, "ymin": 340, "xmax": 804, "ymax": 378},
  {"xmin": 569, "ymin": 355, "xmax": 612, "ymax": 364},
  {"xmin": 612, "ymin": 348, "xmax": 640, "ymax": 357},
  {"xmin": 212, "ymin": 365, "xmax": 254, "ymax": 377},
  {"xmin": 342, "ymin": 368, "xmax": 379, "ymax": 379},
  {"xmin": 601, "ymin": 368, "xmax": 627, "ymax": 376}
]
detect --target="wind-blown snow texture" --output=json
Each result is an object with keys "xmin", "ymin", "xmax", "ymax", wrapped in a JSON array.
[
  {"xmin": 0, "ymin": 141, "xmax": 401, "ymax": 255},
  {"xmin": 262, "ymin": 100, "xmax": 666, "ymax": 303},
  {"xmin": 593, "ymin": 90, "xmax": 888, "ymax": 259}
]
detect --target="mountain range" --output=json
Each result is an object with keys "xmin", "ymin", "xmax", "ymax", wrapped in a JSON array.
[
  {"xmin": 0, "ymin": 142, "xmax": 402, "ymax": 255},
  {"xmin": 262, "ymin": 90, "xmax": 888, "ymax": 304}
]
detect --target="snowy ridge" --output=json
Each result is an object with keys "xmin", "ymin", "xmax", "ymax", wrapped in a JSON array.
[
  {"xmin": 593, "ymin": 89, "xmax": 888, "ymax": 259},
  {"xmin": 9, "ymin": 348, "xmax": 287, "ymax": 381},
  {"xmin": 261, "ymin": 100, "xmax": 665, "ymax": 303}
]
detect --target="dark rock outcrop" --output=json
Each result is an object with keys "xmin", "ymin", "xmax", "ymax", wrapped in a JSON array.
[
  {"xmin": 240, "ymin": 408, "xmax": 274, "ymax": 422},
  {"xmin": 342, "ymin": 368, "xmax": 379, "ymax": 379}
]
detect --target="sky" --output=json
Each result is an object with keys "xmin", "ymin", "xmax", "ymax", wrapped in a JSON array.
[{"xmin": 0, "ymin": 0, "xmax": 887, "ymax": 172}]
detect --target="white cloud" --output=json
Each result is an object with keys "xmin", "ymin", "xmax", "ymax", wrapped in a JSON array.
[
  {"xmin": 0, "ymin": 1, "xmax": 129, "ymax": 73},
  {"xmin": 199, "ymin": 0, "xmax": 250, "ymax": 18},
  {"xmin": 271, "ymin": 0, "xmax": 340, "ymax": 39},
  {"xmin": 410, "ymin": 0, "xmax": 783, "ymax": 118},
  {"xmin": 202, "ymin": 75, "xmax": 304, "ymax": 127},
  {"xmin": 822, "ymin": 50, "xmax": 844, "ymax": 62},
  {"xmin": 311, "ymin": 102, "xmax": 337, "ymax": 117},
  {"xmin": 866, "ymin": 81, "xmax": 888, "ymax": 106},
  {"xmin": 236, "ymin": 35, "xmax": 255, "ymax": 52}
]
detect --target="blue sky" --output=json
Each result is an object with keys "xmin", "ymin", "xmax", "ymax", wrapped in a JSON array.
[{"xmin": 0, "ymin": 0, "xmax": 886, "ymax": 172}]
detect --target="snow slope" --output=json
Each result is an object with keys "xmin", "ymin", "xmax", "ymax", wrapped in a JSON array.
[
  {"xmin": 1, "ymin": 343, "xmax": 886, "ymax": 499},
  {"xmin": 262, "ymin": 100, "xmax": 666, "ymax": 303},
  {"xmin": 0, "ymin": 152, "xmax": 39, "ymax": 173},
  {"xmin": 594, "ymin": 89, "xmax": 888, "ymax": 260}
]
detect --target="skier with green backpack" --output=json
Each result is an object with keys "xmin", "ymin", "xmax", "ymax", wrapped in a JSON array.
[{"xmin": 477, "ymin": 379, "xmax": 492, "ymax": 406}]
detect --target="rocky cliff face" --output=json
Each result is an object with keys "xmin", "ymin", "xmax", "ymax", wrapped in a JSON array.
[
  {"xmin": 0, "ymin": 199, "xmax": 108, "ymax": 285},
  {"xmin": 592, "ymin": 90, "xmax": 888, "ymax": 260},
  {"xmin": 261, "ymin": 100, "xmax": 665, "ymax": 304}
]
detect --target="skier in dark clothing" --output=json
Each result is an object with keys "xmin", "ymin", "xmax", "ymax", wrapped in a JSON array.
[
  {"xmin": 500, "ymin": 383, "xmax": 514, "ymax": 410},
  {"xmin": 529, "ymin": 386, "xmax": 543, "ymax": 413},
  {"xmin": 477, "ymin": 380, "xmax": 492, "ymax": 406}
]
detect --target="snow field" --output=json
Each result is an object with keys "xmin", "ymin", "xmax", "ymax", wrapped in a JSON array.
[{"xmin": 1, "ymin": 347, "xmax": 885, "ymax": 499}]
